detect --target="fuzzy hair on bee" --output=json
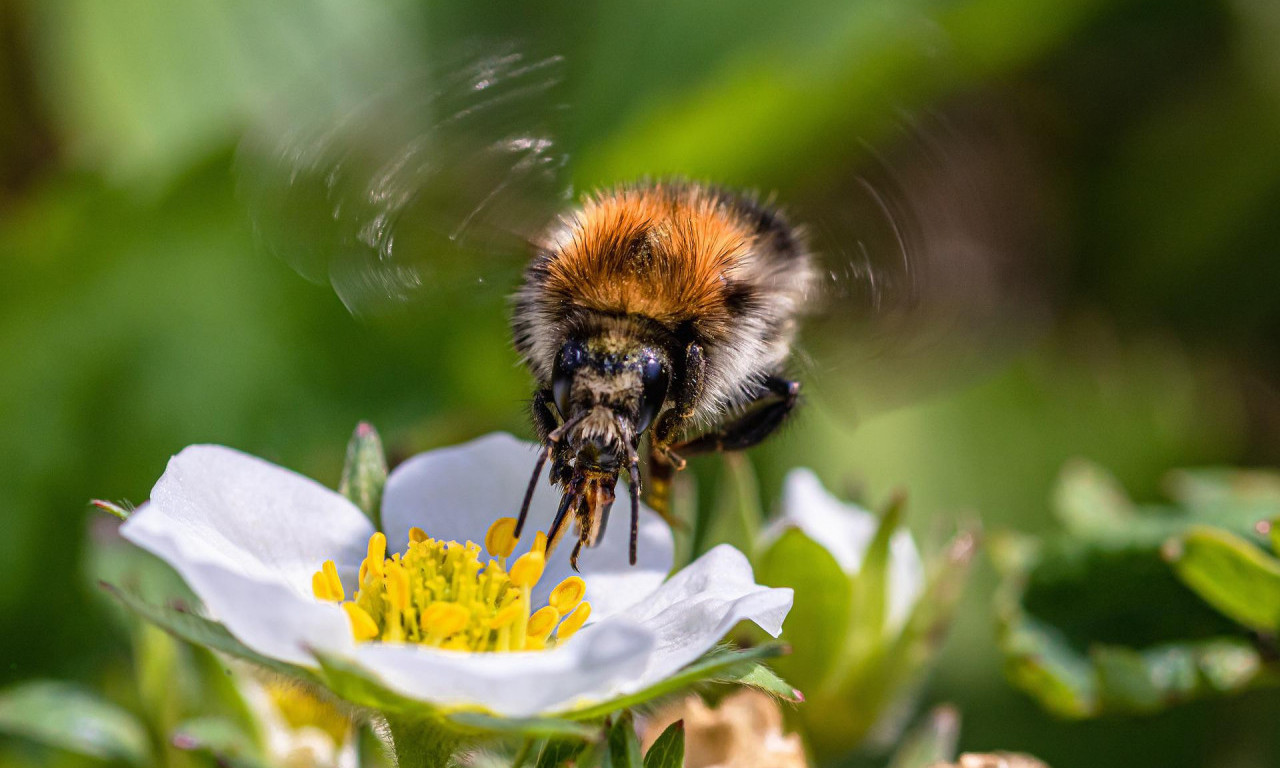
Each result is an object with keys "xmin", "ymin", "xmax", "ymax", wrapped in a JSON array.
[{"xmin": 511, "ymin": 181, "xmax": 814, "ymax": 568}]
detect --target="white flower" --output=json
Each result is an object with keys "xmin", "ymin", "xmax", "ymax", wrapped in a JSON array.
[
  {"xmin": 121, "ymin": 433, "xmax": 791, "ymax": 718},
  {"xmin": 768, "ymin": 469, "xmax": 924, "ymax": 633}
]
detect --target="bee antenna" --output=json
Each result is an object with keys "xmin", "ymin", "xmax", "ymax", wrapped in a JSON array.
[{"xmin": 515, "ymin": 444, "xmax": 549, "ymax": 538}]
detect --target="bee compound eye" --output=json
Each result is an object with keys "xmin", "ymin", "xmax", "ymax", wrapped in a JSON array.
[
  {"xmin": 636, "ymin": 355, "xmax": 670, "ymax": 432},
  {"xmin": 552, "ymin": 340, "xmax": 586, "ymax": 418}
]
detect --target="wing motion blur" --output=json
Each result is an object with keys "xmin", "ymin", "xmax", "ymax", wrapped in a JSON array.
[
  {"xmin": 791, "ymin": 105, "xmax": 1061, "ymax": 420},
  {"xmin": 236, "ymin": 46, "xmax": 571, "ymax": 316},
  {"xmin": 237, "ymin": 41, "xmax": 1059, "ymax": 426}
]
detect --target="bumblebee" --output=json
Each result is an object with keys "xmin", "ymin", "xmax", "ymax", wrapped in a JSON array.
[
  {"xmin": 512, "ymin": 183, "xmax": 813, "ymax": 566},
  {"xmin": 238, "ymin": 48, "xmax": 1048, "ymax": 569}
]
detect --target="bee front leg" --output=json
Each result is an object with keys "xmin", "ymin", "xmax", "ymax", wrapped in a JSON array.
[
  {"xmin": 531, "ymin": 388, "xmax": 573, "ymax": 484},
  {"xmin": 531, "ymin": 388, "xmax": 559, "ymax": 441},
  {"xmin": 646, "ymin": 342, "xmax": 705, "ymax": 522}
]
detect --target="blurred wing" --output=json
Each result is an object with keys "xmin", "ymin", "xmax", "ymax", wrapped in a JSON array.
[
  {"xmin": 235, "ymin": 46, "xmax": 571, "ymax": 316},
  {"xmin": 791, "ymin": 104, "xmax": 1063, "ymax": 421}
]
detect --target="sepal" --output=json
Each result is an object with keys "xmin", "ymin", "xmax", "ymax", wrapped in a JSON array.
[{"xmin": 339, "ymin": 421, "xmax": 389, "ymax": 529}]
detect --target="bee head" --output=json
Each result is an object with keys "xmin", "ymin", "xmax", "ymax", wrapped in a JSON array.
[{"xmin": 551, "ymin": 335, "xmax": 671, "ymax": 471}]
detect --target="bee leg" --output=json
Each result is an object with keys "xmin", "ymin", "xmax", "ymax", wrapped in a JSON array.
[
  {"xmin": 515, "ymin": 443, "xmax": 548, "ymax": 538},
  {"xmin": 676, "ymin": 375, "xmax": 800, "ymax": 456},
  {"xmin": 646, "ymin": 342, "xmax": 705, "ymax": 520},
  {"xmin": 531, "ymin": 388, "xmax": 559, "ymax": 441},
  {"xmin": 628, "ymin": 457, "xmax": 642, "ymax": 566}
]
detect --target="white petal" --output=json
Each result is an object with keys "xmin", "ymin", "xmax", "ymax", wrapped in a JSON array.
[
  {"xmin": 120, "ymin": 445, "xmax": 370, "ymax": 663},
  {"xmin": 351, "ymin": 619, "xmax": 654, "ymax": 717},
  {"xmin": 775, "ymin": 468, "xmax": 924, "ymax": 632},
  {"xmin": 615, "ymin": 545, "xmax": 793, "ymax": 691},
  {"xmin": 381, "ymin": 432, "xmax": 674, "ymax": 619}
]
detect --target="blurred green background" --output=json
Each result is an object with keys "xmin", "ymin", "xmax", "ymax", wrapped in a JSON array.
[{"xmin": 2, "ymin": 1, "xmax": 1279, "ymax": 767}]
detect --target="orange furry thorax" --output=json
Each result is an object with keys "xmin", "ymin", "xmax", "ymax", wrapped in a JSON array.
[{"xmin": 541, "ymin": 185, "xmax": 756, "ymax": 329}]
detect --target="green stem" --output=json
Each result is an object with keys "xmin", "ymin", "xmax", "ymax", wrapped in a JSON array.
[
  {"xmin": 383, "ymin": 714, "xmax": 462, "ymax": 768},
  {"xmin": 510, "ymin": 738, "xmax": 535, "ymax": 768}
]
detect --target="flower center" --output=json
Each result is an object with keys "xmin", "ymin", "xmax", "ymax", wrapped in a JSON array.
[{"xmin": 311, "ymin": 518, "xmax": 590, "ymax": 652}]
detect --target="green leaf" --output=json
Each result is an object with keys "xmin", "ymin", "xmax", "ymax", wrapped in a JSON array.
[
  {"xmin": 997, "ymin": 614, "xmax": 1096, "ymax": 719},
  {"xmin": 1051, "ymin": 463, "xmax": 1278, "ymax": 549},
  {"xmin": 756, "ymin": 528, "xmax": 851, "ymax": 692},
  {"xmin": 172, "ymin": 717, "xmax": 271, "ymax": 768},
  {"xmin": 563, "ymin": 644, "xmax": 785, "ymax": 721},
  {"xmin": 535, "ymin": 739, "xmax": 589, "ymax": 768},
  {"xmin": 1165, "ymin": 526, "xmax": 1280, "ymax": 633},
  {"xmin": 310, "ymin": 650, "xmax": 422, "ymax": 711},
  {"xmin": 605, "ymin": 711, "xmax": 642, "ymax": 768},
  {"xmin": 1163, "ymin": 468, "xmax": 1280, "ymax": 509},
  {"xmin": 887, "ymin": 705, "xmax": 960, "ymax": 768},
  {"xmin": 339, "ymin": 421, "xmax": 388, "ymax": 529},
  {"xmin": 994, "ymin": 464, "xmax": 1280, "ymax": 718},
  {"xmin": 1053, "ymin": 460, "xmax": 1135, "ymax": 536},
  {"xmin": 0, "ymin": 681, "xmax": 151, "ymax": 766},
  {"xmin": 103, "ymin": 583, "xmax": 319, "ymax": 684},
  {"xmin": 642, "ymin": 720, "xmax": 685, "ymax": 768},
  {"xmin": 445, "ymin": 712, "xmax": 597, "ymax": 741},
  {"xmin": 1090, "ymin": 646, "xmax": 1174, "ymax": 713}
]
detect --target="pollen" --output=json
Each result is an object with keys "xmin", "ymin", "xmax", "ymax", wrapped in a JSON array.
[{"xmin": 312, "ymin": 519, "xmax": 592, "ymax": 652}]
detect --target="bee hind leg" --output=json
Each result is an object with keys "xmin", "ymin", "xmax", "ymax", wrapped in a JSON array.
[{"xmin": 675, "ymin": 375, "xmax": 801, "ymax": 456}]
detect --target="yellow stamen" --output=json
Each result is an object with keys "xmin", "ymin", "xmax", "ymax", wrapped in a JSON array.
[
  {"xmin": 421, "ymin": 602, "xmax": 471, "ymax": 640},
  {"xmin": 322, "ymin": 560, "xmax": 344, "ymax": 601},
  {"xmin": 527, "ymin": 606, "xmax": 560, "ymax": 647},
  {"xmin": 557, "ymin": 602, "xmax": 591, "ymax": 641},
  {"xmin": 509, "ymin": 550, "xmax": 545, "ymax": 588},
  {"xmin": 533, "ymin": 531, "xmax": 548, "ymax": 554},
  {"xmin": 315, "ymin": 524, "xmax": 590, "ymax": 653},
  {"xmin": 365, "ymin": 532, "xmax": 386, "ymax": 579},
  {"xmin": 488, "ymin": 601, "xmax": 523, "ymax": 630},
  {"xmin": 311, "ymin": 560, "xmax": 345, "ymax": 601},
  {"xmin": 485, "ymin": 517, "xmax": 519, "ymax": 558},
  {"xmin": 343, "ymin": 603, "xmax": 379, "ymax": 641},
  {"xmin": 549, "ymin": 575, "xmax": 586, "ymax": 614},
  {"xmin": 312, "ymin": 571, "xmax": 331, "ymax": 601},
  {"xmin": 385, "ymin": 561, "xmax": 409, "ymax": 612}
]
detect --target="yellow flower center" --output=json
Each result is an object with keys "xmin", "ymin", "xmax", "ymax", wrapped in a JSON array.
[{"xmin": 311, "ymin": 518, "xmax": 591, "ymax": 652}]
